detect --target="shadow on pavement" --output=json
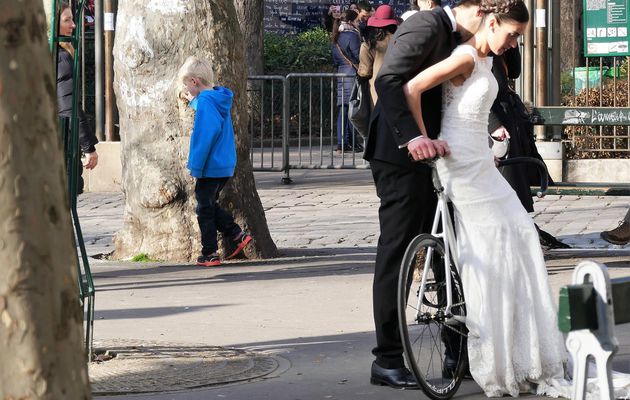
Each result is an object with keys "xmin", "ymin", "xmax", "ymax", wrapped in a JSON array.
[{"xmin": 92, "ymin": 250, "xmax": 376, "ymax": 293}]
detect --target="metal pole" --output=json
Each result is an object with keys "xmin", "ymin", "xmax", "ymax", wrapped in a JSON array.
[
  {"xmin": 551, "ymin": 0, "xmax": 561, "ymax": 140},
  {"xmin": 523, "ymin": 0, "xmax": 534, "ymax": 104},
  {"xmin": 94, "ymin": 0, "xmax": 105, "ymax": 141},
  {"xmin": 281, "ymin": 76, "xmax": 292, "ymax": 184},
  {"xmin": 104, "ymin": 0, "xmax": 118, "ymax": 141},
  {"xmin": 534, "ymin": 0, "xmax": 548, "ymax": 141}
]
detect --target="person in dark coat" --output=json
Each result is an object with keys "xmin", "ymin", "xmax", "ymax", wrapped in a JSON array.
[
  {"xmin": 331, "ymin": 10, "xmax": 363, "ymax": 153},
  {"xmin": 488, "ymin": 47, "xmax": 569, "ymax": 249},
  {"xmin": 57, "ymin": 2, "xmax": 99, "ymax": 194}
]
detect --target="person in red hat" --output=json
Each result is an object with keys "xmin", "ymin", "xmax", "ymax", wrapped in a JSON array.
[{"xmin": 358, "ymin": 5, "xmax": 400, "ymax": 109}]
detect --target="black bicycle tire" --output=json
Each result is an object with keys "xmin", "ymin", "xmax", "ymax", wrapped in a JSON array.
[{"xmin": 397, "ymin": 233, "xmax": 468, "ymax": 400}]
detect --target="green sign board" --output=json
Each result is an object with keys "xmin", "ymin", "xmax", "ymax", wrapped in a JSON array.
[{"xmin": 584, "ymin": 0, "xmax": 630, "ymax": 57}]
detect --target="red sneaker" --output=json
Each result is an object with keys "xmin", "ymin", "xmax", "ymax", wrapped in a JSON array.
[
  {"xmin": 196, "ymin": 254, "xmax": 221, "ymax": 267},
  {"xmin": 226, "ymin": 232, "xmax": 252, "ymax": 260}
]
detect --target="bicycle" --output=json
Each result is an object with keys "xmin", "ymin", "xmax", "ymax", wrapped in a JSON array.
[{"xmin": 397, "ymin": 156, "xmax": 549, "ymax": 399}]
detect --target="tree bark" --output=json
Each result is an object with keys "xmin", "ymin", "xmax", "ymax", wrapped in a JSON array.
[
  {"xmin": 112, "ymin": 0, "xmax": 277, "ymax": 261},
  {"xmin": 560, "ymin": 0, "xmax": 583, "ymax": 70},
  {"xmin": 234, "ymin": 0, "xmax": 264, "ymax": 76},
  {"xmin": 0, "ymin": 1, "xmax": 91, "ymax": 398}
]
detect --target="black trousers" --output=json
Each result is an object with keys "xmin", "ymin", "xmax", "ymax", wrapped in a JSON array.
[
  {"xmin": 195, "ymin": 177, "xmax": 241, "ymax": 256},
  {"xmin": 370, "ymin": 159, "xmax": 437, "ymax": 369}
]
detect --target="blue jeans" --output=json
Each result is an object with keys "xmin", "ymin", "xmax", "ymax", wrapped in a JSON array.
[
  {"xmin": 195, "ymin": 177, "xmax": 241, "ymax": 256},
  {"xmin": 336, "ymin": 104, "xmax": 355, "ymax": 148}
]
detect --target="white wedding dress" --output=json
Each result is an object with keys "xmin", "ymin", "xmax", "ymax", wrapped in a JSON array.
[
  {"xmin": 435, "ymin": 44, "xmax": 630, "ymax": 398},
  {"xmin": 435, "ymin": 44, "xmax": 587, "ymax": 398}
]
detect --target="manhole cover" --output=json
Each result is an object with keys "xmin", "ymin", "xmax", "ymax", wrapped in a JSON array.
[{"xmin": 89, "ymin": 339, "xmax": 279, "ymax": 395}]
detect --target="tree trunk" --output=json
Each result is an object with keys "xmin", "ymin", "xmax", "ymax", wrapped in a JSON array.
[
  {"xmin": 560, "ymin": 0, "xmax": 583, "ymax": 71},
  {"xmin": 0, "ymin": 1, "xmax": 91, "ymax": 398},
  {"xmin": 42, "ymin": 0, "xmax": 53, "ymax": 35},
  {"xmin": 112, "ymin": 0, "xmax": 277, "ymax": 261},
  {"xmin": 234, "ymin": 0, "xmax": 264, "ymax": 76}
]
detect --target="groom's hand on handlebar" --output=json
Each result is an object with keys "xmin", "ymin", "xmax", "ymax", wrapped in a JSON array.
[{"xmin": 407, "ymin": 137, "xmax": 450, "ymax": 161}]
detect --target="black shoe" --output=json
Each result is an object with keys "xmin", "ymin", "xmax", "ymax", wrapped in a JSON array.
[
  {"xmin": 370, "ymin": 361, "xmax": 419, "ymax": 390},
  {"xmin": 536, "ymin": 225, "xmax": 571, "ymax": 249}
]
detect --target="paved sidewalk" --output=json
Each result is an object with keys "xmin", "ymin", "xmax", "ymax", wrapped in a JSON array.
[
  {"xmin": 79, "ymin": 170, "xmax": 630, "ymax": 258},
  {"xmin": 78, "ymin": 169, "xmax": 630, "ymax": 399}
]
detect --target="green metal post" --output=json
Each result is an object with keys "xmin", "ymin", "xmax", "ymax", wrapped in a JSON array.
[{"xmin": 51, "ymin": 0, "xmax": 96, "ymax": 361}]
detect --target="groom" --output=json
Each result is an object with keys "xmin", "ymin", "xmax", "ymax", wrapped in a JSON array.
[{"xmin": 365, "ymin": 0, "xmax": 483, "ymax": 389}]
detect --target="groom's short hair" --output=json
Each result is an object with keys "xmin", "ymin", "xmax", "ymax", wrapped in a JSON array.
[{"xmin": 452, "ymin": 0, "xmax": 481, "ymax": 7}]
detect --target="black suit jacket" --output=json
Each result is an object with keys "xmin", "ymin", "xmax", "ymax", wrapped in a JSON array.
[{"xmin": 365, "ymin": 8, "xmax": 457, "ymax": 167}]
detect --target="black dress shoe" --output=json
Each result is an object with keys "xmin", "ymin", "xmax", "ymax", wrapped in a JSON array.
[
  {"xmin": 370, "ymin": 361, "xmax": 419, "ymax": 389},
  {"xmin": 536, "ymin": 225, "xmax": 571, "ymax": 249}
]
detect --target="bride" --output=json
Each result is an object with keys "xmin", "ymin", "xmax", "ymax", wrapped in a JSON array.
[{"xmin": 403, "ymin": 0, "xmax": 628, "ymax": 397}]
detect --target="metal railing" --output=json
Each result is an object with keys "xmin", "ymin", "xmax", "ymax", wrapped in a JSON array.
[
  {"xmin": 247, "ymin": 73, "xmax": 369, "ymax": 182},
  {"xmin": 248, "ymin": 70, "xmax": 630, "ymax": 185},
  {"xmin": 50, "ymin": 0, "xmax": 95, "ymax": 361},
  {"xmin": 557, "ymin": 56, "xmax": 630, "ymax": 157}
]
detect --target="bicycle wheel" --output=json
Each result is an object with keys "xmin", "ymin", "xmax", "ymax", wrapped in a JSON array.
[{"xmin": 397, "ymin": 234, "xmax": 468, "ymax": 400}]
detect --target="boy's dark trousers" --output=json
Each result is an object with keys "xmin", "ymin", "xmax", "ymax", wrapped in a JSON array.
[{"xmin": 195, "ymin": 177, "xmax": 241, "ymax": 256}]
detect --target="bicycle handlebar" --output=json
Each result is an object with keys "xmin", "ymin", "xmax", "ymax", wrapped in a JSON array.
[{"xmin": 498, "ymin": 157, "xmax": 549, "ymax": 198}]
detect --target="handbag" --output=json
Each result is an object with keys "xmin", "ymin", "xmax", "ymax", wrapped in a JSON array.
[
  {"xmin": 490, "ymin": 135, "xmax": 510, "ymax": 159},
  {"xmin": 335, "ymin": 43, "xmax": 372, "ymax": 138},
  {"xmin": 348, "ymin": 77, "xmax": 371, "ymax": 138}
]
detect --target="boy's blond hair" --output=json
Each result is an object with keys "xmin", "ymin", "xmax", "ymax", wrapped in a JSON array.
[{"xmin": 178, "ymin": 56, "xmax": 215, "ymax": 87}]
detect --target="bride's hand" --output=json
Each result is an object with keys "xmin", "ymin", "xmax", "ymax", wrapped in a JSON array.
[{"xmin": 491, "ymin": 126, "xmax": 511, "ymax": 141}]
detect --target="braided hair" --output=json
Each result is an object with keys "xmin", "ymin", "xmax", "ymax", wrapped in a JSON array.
[{"xmin": 480, "ymin": 0, "xmax": 529, "ymax": 23}]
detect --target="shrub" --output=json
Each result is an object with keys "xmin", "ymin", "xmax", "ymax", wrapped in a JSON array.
[
  {"xmin": 562, "ymin": 79, "xmax": 630, "ymax": 159},
  {"xmin": 264, "ymin": 27, "xmax": 333, "ymax": 75}
]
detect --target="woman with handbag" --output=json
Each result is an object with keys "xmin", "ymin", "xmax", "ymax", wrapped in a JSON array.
[
  {"xmin": 489, "ymin": 47, "xmax": 570, "ymax": 249},
  {"xmin": 331, "ymin": 10, "xmax": 362, "ymax": 153}
]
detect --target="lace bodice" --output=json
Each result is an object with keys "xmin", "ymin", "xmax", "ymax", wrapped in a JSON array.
[{"xmin": 442, "ymin": 45, "xmax": 497, "ymax": 134}]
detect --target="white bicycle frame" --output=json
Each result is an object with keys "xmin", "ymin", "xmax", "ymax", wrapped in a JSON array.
[
  {"xmin": 412, "ymin": 156, "xmax": 548, "ymax": 327},
  {"xmin": 415, "ymin": 166, "xmax": 464, "ymax": 321}
]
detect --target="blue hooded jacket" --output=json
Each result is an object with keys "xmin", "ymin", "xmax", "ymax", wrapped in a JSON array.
[{"xmin": 187, "ymin": 87, "xmax": 237, "ymax": 178}]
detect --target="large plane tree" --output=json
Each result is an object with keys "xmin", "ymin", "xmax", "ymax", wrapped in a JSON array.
[
  {"xmin": 112, "ymin": 0, "xmax": 277, "ymax": 261},
  {"xmin": 0, "ymin": 0, "xmax": 91, "ymax": 397}
]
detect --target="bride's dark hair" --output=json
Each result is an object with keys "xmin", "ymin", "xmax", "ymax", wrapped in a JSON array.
[{"xmin": 480, "ymin": 0, "xmax": 529, "ymax": 23}]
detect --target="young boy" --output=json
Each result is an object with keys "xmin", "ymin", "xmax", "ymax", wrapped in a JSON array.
[{"xmin": 178, "ymin": 56, "xmax": 252, "ymax": 267}]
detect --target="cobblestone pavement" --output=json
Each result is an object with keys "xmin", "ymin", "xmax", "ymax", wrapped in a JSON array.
[{"xmin": 77, "ymin": 170, "xmax": 629, "ymax": 258}]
